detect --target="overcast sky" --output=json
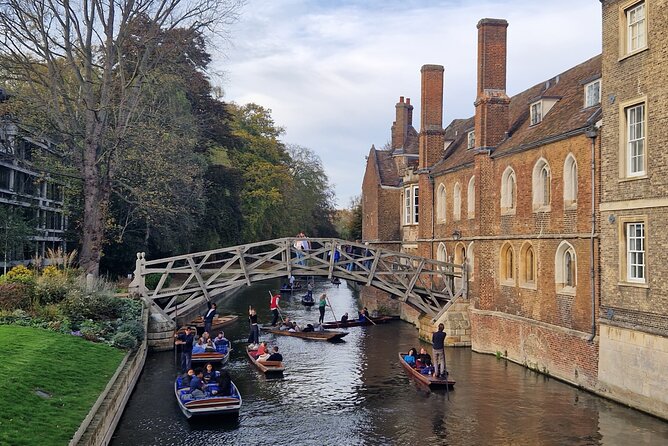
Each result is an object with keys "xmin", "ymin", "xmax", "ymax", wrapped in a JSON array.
[{"xmin": 215, "ymin": 0, "xmax": 602, "ymax": 208}]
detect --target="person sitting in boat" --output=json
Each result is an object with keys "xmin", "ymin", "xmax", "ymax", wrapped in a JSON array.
[
  {"xmin": 292, "ymin": 321, "xmax": 302, "ymax": 332},
  {"xmin": 204, "ymin": 338, "xmax": 217, "ymax": 352},
  {"xmin": 341, "ymin": 312, "xmax": 349, "ymax": 324},
  {"xmin": 266, "ymin": 346, "xmax": 283, "ymax": 362},
  {"xmin": 250, "ymin": 341, "xmax": 268, "ymax": 358},
  {"xmin": 192, "ymin": 337, "xmax": 206, "ymax": 354},
  {"xmin": 212, "ymin": 369, "xmax": 232, "ymax": 396},
  {"xmin": 180, "ymin": 369, "xmax": 195, "ymax": 388},
  {"xmin": 214, "ymin": 331, "xmax": 230, "ymax": 353},
  {"xmin": 404, "ymin": 348, "xmax": 418, "ymax": 367},
  {"xmin": 279, "ymin": 318, "xmax": 292, "ymax": 330},
  {"xmin": 358, "ymin": 307, "xmax": 370, "ymax": 321},
  {"xmin": 416, "ymin": 348, "xmax": 434, "ymax": 374},
  {"xmin": 189, "ymin": 369, "xmax": 206, "ymax": 399},
  {"xmin": 302, "ymin": 323, "xmax": 314, "ymax": 332},
  {"xmin": 202, "ymin": 362, "xmax": 220, "ymax": 384}
]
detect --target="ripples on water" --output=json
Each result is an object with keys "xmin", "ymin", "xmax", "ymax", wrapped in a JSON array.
[{"xmin": 111, "ymin": 280, "xmax": 668, "ymax": 446}]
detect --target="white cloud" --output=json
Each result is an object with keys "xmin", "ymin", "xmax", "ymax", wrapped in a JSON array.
[{"xmin": 213, "ymin": 0, "xmax": 601, "ymax": 207}]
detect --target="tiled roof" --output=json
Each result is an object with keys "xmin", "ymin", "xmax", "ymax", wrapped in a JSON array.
[{"xmin": 371, "ymin": 147, "xmax": 401, "ymax": 187}]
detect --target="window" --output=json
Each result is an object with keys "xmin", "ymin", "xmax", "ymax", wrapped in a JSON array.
[
  {"xmin": 453, "ymin": 183, "xmax": 462, "ymax": 221},
  {"xmin": 404, "ymin": 187, "xmax": 411, "ymax": 225},
  {"xmin": 413, "ymin": 186, "xmax": 419, "ymax": 224},
  {"xmin": 501, "ymin": 167, "xmax": 516, "ymax": 214},
  {"xmin": 0, "ymin": 166, "xmax": 10, "ymax": 190},
  {"xmin": 532, "ymin": 158, "xmax": 551, "ymax": 210},
  {"xmin": 500, "ymin": 243, "xmax": 515, "ymax": 284},
  {"xmin": 626, "ymin": 2, "xmax": 646, "ymax": 54},
  {"xmin": 555, "ymin": 241, "xmax": 577, "ymax": 293},
  {"xmin": 530, "ymin": 101, "xmax": 543, "ymax": 125},
  {"xmin": 454, "ymin": 243, "xmax": 466, "ymax": 289},
  {"xmin": 467, "ymin": 131, "xmax": 475, "ymax": 149},
  {"xmin": 467, "ymin": 176, "xmax": 475, "ymax": 219},
  {"xmin": 584, "ymin": 79, "xmax": 601, "ymax": 107},
  {"xmin": 437, "ymin": 242, "xmax": 447, "ymax": 262},
  {"xmin": 466, "ymin": 242, "xmax": 475, "ymax": 282},
  {"xmin": 437, "ymin": 184, "xmax": 446, "ymax": 223},
  {"xmin": 626, "ymin": 103, "xmax": 645, "ymax": 176},
  {"xmin": 520, "ymin": 242, "xmax": 536, "ymax": 287},
  {"xmin": 626, "ymin": 222, "xmax": 645, "ymax": 282},
  {"xmin": 563, "ymin": 154, "xmax": 578, "ymax": 206}
]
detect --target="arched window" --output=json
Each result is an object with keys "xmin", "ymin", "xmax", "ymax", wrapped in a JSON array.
[
  {"xmin": 467, "ymin": 176, "xmax": 475, "ymax": 219},
  {"xmin": 454, "ymin": 242, "xmax": 466, "ymax": 289},
  {"xmin": 563, "ymin": 154, "xmax": 578, "ymax": 206},
  {"xmin": 501, "ymin": 167, "xmax": 516, "ymax": 214},
  {"xmin": 532, "ymin": 158, "xmax": 551, "ymax": 210},
  {"xmin": 453, "ymin": 182, "xmax": 462, "ymax": 221},
  {"xmin": 437, "ymin": 242, "xmax": 447, "ymax": 262},
  {"xmin": 555, "ymin": 241, "xmax": 577, "ymax": 293},
  {"xmin": 500, "ymin": 242, "xmax": 515, "ymax": 284},
  {"xmin": 467, "ymin": 242, "xmax": 475, "ymax": 282},
  {"xmin": 520, "ymin": 242, "xmax": 536, "ymax": 287},
  {"xmin": 437, "ymin": 184, "xmax": 446, "ymax": 223}
]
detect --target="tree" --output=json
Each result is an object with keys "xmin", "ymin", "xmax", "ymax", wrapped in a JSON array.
[
  {"xmin": 0, "ymin": 0, "xmax": 244, "ymax": 275},
  {"xmin": 0, "ymin": 204, "xmax": 34, "ymax": 275},
  {"xmin": 346, "ymin": 196, "xmax": 363, "ymax": 242}
]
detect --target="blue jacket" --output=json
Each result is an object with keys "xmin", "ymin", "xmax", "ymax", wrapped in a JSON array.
[{"xmin": 190, "ymin": 375, "xmax": 204, "ymax": 392}]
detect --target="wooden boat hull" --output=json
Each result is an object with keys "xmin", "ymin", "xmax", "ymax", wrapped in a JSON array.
[
  {"xmin": 321, "ymin": 315, "xmax": 398, "ymax": 329},
  {"xmin": 398, "ymin": 353, "xmax": 455, "ymax": 389},
  {"xmin": 301, "ymin": 299, "xmax": 315, "ymax": 306},
  {"xmin": 266, "ymin": 329, "xmax": 348, "ymax": 342},
  {"xmin": 174, "ymin": 379, "xmax": 242, "ymax": 418},
  {"xmin": 246, "ymin": 347, "xmax": 285, "ymax": 374},
  {"xmin": 191, "ymin": 350, "xmax": 230, "ymax": 365},
  {"xmin": 190, "ymin": 315, "xmax": 239, "ymax": 332}
]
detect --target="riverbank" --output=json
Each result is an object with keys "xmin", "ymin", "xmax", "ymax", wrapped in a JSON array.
[{"xmin": 0, "ymin": 325, "xmax": 125, "ymax": 446}]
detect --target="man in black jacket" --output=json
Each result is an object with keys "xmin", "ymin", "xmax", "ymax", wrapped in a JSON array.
[{"xmin": 432, "ymin": 323, "xmax": 447, "ymax": 378}]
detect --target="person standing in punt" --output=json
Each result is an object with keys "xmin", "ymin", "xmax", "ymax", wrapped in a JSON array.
[
  {"xmin": 318, "ymin": 294, "xmax": 328, "ymax": 324},
  {"xmin": 432, "ymin": 323, "xmax": 447, "ymax": 378},
  {"xmin": 175, "ymin": 326, "xmax": 194, "ymax": 373},
  {"xmin": 248, "ymin": 306, "xmax": 260, "ymax": 346},
  {"xmin": 203, "ymin": 302, "xmax": 216, "ymax": 334},
  {"xmin": 270, "ymin": 292, "xmax": 281, "ymax": 326}
]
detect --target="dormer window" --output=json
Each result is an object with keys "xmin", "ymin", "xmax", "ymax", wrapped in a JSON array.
[
  {"xmin": 530, "ymin": 101, "xmax": 543, "ymax": 125},
  {"xmin": 585, "ymin": 79, "xmax": 601, "ymax": 107},
  {"xmin": 467, "ymin": 131, "xmax": 475, "ymax": 149}
]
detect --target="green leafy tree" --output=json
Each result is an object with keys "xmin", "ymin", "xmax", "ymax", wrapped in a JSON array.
[{"xmin": 0, "ymin": 204, "xmax": 34, "ymax": 274}]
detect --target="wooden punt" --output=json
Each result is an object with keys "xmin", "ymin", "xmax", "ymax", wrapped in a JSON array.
[
  {"xmin": 190, "ymin": 315, "xmax": 239, "ymax": 333},
  {"xmin": 191, "ymin": 349, "xmax": 230, "ymax": 365},
  {"xmin": 398, "ymin": 353, "xmax": 455, "ymax": 389},
  {"xmin": 246, "ymin": 346, "xmax": 285, "ymax": 374},
  {"xmin": 301, "ymin": 296, "xmax": 315, "ymax": 307},
  {"xmin": 174, "ymin": 377, "xmax": 242, "ymax": 418},
  {"xmin": 321, "ymin": 315, "xmax": 398, "ymax": 329},
  {"xmin": 266, "ymin": 328, "xmax": 348, "ymax": 342},
  {"xmin": 280, "ymin": 284, "xmax": 302, "ymax": 292}
]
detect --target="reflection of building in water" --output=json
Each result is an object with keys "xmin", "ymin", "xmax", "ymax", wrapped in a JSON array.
[{"xmin": 0, "ymin": 104, "xmax": 68, "ymax": 268}]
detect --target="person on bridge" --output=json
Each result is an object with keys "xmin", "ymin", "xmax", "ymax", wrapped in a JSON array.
[
  {"xmin": 175, "ymin": 326, "xmax": 195, "ymax": 373},
  {"xmin": 203, "ymin": 302, "xmax": 217, "ymax": 334},
  {"xmin": 318, "ymin": 294, "xmax": 328, "ymax": 324},
  {"xmin": 432, "ymin": 323, "xmax": 447, "ymax": 378},
  {"xmin": 270, "ymin": 292, "xmax": 281, "ymax": 326},
  {"xmin": 248, "ymin": 306, "xmax": 259, "ymax": 346}
]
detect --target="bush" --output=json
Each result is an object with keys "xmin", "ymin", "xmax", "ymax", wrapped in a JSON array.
[
  {"xmin": 42, "ymin": 265, "xmax": 62, "ymax": 278},
  {"xmin": 0, "ymin": 283, "xmax": 32, "ymax": 311},
  {"xmin": 33, "ymin": 275, "xmax": 70, "ymax": 305},
  {"xmin": 116, "ymin": 298, "xmax": 143, "ymax": 321},
  {"xmin": 118, "ymin": 320, "xmax": 145, "ymax": 342},
  {"xmin": 60, "ymin": 290, "xmax": 124, "ymax": 325},
  {"xmin": 144, "ymin": 273, "xmax": 171, "ymax": 290},
  {"xmin": 0, "ymin": 265, "xmax": 35, "ymax": 285},
  {"xmin": 112, "ymin": 331, "xmax": 137, "ymax": 350}
]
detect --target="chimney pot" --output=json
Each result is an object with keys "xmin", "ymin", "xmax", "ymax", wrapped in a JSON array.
[
  {"xmin": 400, "ymin": 96, "xmax": 404, "ymax": 103},
  {"xmin": 406, "ymin": 98, "xmax": 411, "ymax": 105}
]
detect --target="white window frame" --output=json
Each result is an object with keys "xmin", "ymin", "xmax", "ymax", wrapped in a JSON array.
[
  {"xmin": 530, "ymin": 101, "xmax": 543, "ymax": 125},
  {"xmin": 501, "ymin": 167, "xmax": 516, "ymax": 215},
  {"xmin": 404, "ymin": 187, "xmax": 411, "ymax": 225},
  {"xmin": 626, "ymin": 2, "xmax": 646, "ymax": 54},
  {"xmin": 555, "ymin": 241, "xmax": 577, "ymax": 295},
  {"xmin": 467, "ymin": 176, "xmax": 475, "ymax": 219},
  {"xmin": 584, "ymin": 79, "xmax": 601, "ymax": 108},
  {"xmin": 626, "ymin": 103, "xmax": 646, "ymax": 177},
  {"xmin": 412, "ymin": 185, "xmax": 419, "ymax": 224},
  {"xmin": 532, "ymin": 158, "xmax": 551, "ymax": 211},
  {"xmin": 453, "ymin": 182, "xmax": 462, "ymax": 221},
  {"xmin": 467, "ymin": 131, "xmax": 475, "ymax": 149},
  {"xmin": 437, "ymin": 183, "xmax": 446, "ymax": 223},
  {"xmin": 626, "ymin": 222, "xmax": 646, "ymax": 283},
  {"xmin": 563, "ymin": 154, "xmax": 578, "ymax": 207}
]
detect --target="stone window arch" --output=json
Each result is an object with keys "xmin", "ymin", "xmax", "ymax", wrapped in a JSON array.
[
  {"xmin": 437, "ymin": 242, "xmax": 447, "ymax": 262},
  {"xmin": 555, "ymin": 241, "xmax": 577, "ymax": 294},
  {"xmin": 453, "ymin": 182, "xmax": 462, "ymax": 221},
  {"xmin": 501, "ymin": 167, "xmax": 516, "ymax": 215},
  {"xmin": 467, "ymin": 176, "xmax": 475, "ymax": 219},
  {"xmin": 454, "ymin": 242, "xmax": 466, "ymax": 289},
  {"xmin": 437, "ymin": 183, "xmax": 446, "ymax": 223},
  {"xmin": 532, "ymin": 157, "xmax": 551, "ymax": 211},
  {"xmin": 520, "ymin": 242, "xmax": 537, "ymax": 288},
  {"xmin": 500, "ymin": 242, "xmax": 515, "ymax": 285},
  {"xmin": 563, "ymin": 154, "xmax": 578, "ymax": 207},
  {"xmin": 466, "ymin": 241, "xmax": 475, "ymax": 282}
]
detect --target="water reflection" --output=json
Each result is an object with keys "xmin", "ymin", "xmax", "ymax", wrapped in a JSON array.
[{"xmin": 111, "ymin": 280, "xmax": 668, "ymax": 445}]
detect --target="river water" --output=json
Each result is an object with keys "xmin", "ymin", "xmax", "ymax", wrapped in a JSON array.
[{"xmin": 111, "ymin": 279, "xmax": 668, "ymax": 446}]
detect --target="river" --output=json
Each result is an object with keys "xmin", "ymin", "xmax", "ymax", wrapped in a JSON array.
[{"xmin": 111, "ymin": 279, "xmax": 668, "ymax": 445}]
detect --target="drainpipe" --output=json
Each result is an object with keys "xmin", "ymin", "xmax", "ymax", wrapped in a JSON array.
[{"xmin": 585, "ymin": 126, "xmax": 598, "ymax": 342}]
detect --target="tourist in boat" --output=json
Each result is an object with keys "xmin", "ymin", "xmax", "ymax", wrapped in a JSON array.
[
  {"xmin": 432, "ymin": 323, "xmax": 447, "ymax": 378},
  {"xmin": 358, "ymin": 307, "xmax": 370, "ymax": 321},
  {"xmin": 203, "ymin": 302, "xmax": 217, "ymax": 335},
  {"xmin": 213, "ymin": 369, "xmax": 232, "ymax": 396},
  {"xmin": 248, "ymin": 306, "xmax": 259, "ymax": 346},
  {"xmin": 341, "ymin": 312, "xmax": 349, "ymax": 324},
  {"xmin": 192, "ymin": 337, "xmax": 206, "ymax": 354},
  {"xmin": 180, "ymin": 369, "xmax": 195, "ymax": 388},
  {"xmin": 302, "ymin": 323, "xmax": 314, "ymax": 332},
  {"xmin": 189, "ymin": 369, "xmax": 206, "ymax": 399},
  {"xmin": 404, "ymin": 348, "xmax": 418, "ymax": 367},
  {"xmin": 175, "ymin": 326, "xmax": 195, "ymax": 373},
  {"xmin": 416, "ymin": 348, "xmax": 434, "ymax": 374},
  {"xmin": 214, "ymin": 331, "xmax": 230, "ymax": 353},
  {"xmin": 255, "ymin": 341, "xmax": 268, "ymax": 358},
  {"xmin": 318, "ymin": 294, "xmax": 328, "ymax": 324},
  {"xmin": 201, "ymin": 331, "xmax": 211, "ymax": 343},
  {"xmin": 279, "ymin": 318, "xmax": 292, "ymax": 330},
  {"xmin": 202, "ymin": 362, "xmax": 219, "ymax": 383},
  {"xmin": 266, "ymin": 346, "xmax": 283, "ymax": 362},
  {"xmin": 204, "ymin": 338, "xmax": 216, "ymax": 352},
  {"xmin": 270, "ymin": 292, "xmax": 281, "ymax": 326}
]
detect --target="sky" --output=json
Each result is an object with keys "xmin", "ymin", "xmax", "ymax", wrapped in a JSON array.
[{"xmin": 214, "ymin": 0, "xmax": 602, "ymax": 208}]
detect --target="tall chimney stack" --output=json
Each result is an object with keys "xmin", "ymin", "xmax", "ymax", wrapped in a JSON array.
[
  {"xmin": 474, "ymin": 18, "xmax": 510, "ymax": 151},
  {"xmin": 391, "ymin": 96, "xmax": 414, "ymax": 151},
  {"xmin": 419, "ymin": 64, "xmax": 445, "ymax": 168}
]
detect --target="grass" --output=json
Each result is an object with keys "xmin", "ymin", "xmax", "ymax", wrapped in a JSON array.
[{"xmin": 0, "ymin": 325, "xmax": 125, "ymax": 446}]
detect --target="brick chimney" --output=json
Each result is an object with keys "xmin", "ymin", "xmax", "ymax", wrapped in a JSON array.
[
  {"xmin": 474, "ymin": 18, "xmax": 510, "ymax": 151},
  {"xmin": 391, "ymin": 96, "xmax": 414, "ymax": 151},
  {"xmin": 419, "ymin": 64, "xmax": 445, "ymax": 168}
]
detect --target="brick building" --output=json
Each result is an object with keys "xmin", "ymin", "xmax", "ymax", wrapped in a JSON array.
[
  {"xmin": 598, "ymin": 0, "xmax": 668, "ymax": 419},
  {"xmin": 362, "ymin": 19, "xmax": 603, "ymax": 390}
]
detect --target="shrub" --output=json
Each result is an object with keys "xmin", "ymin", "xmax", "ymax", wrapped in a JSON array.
[
  {"xmin": 33, "ymin": 275, "xmax": 70, "ymax": 305},
  {"xmin": 60, "ymin": 290, "xmax": 124, "ymax": 325},
  {"xmin": 116, "ymin": 298, "xmax": 143, "ymax": 321},
  {"xmin": 0, "ymin": 283, "xmax": 32, "ymax": 311},
  {"xmin": 42, "ymin": 265, "xmax": 62, "ymax": 278},
  {"xmin": 0, "ymin": 265, "xmax": 35, "ymax": 285},
  {"xmin": 144, "ymin": 273, "xmax": 171, "ymax": 290},
  {"xmin": 118, "ymin": 320, "xmax": 145, "ymax": 342},
  {"xmin": 112, "ymin": 331, "xmax": 137, "ymax": 350}
]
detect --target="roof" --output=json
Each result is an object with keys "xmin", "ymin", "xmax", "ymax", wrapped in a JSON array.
[
  {"xmin": 371, "ymin": 147, "xmax": 401, "ymax": 187},
  {"xmin": 431, "ymin": 54, "xmax": 602, "ymax": 175}
]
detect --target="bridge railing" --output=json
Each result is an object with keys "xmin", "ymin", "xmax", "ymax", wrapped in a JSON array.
[{"xmin": 129, "ymin": 238, "xmax": 467, "ymax": 321}]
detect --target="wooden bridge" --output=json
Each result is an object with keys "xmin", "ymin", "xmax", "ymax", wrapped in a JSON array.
[{"xmin": 129, "ymin": 238, "xmax": 467, "ymax": 322}]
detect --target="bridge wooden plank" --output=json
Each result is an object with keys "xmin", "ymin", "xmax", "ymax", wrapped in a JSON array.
[
  {"xmin": 402, "ymin": 259, "xmax": 425, "ymax": 301},
  {"xmin": 365, "ymin": 250, "xmax": 382, "ymax": 286},
  {"xmin": 187, "ymin": 257, "xmax": 211, "ymax": 302},
  {"xmin": 237, "ymin": 247, "xmax": 252, "ymax": 287}
]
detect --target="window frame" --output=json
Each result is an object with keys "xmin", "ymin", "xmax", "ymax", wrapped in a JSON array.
[
  {"xmin": 453, "ymin": 182, "xmax": 462, "ymax": 221},
  {"xmin": 412, "ymin": 185, "xmax": 419, "ymax": 224},
  {"xmin": 555, "ymin": 241, "xmax": 577, "ymax": 295},
  {"xmin": 626, "ymin": 102, "xmax": 646, "ymax": 177},
  {"xmin": 467, "ymin": 176, "xmax": 475, "ymax": 219},
  {"xmin": 530, "ymin": 101, "xmax": 543, "ymax": 125},
  {"xmin": 437, "ymin": 183, "xmax": 446, "ymax": 223},
  {"xmin": 404, "ymin": 187, "xmax": 411, "ymax": 225},
  {"xmin": 625, "ymin": 1, "xmax": 647, "ymax": 55},
  {"xmin": 584, "ymin": 79, "xmax": 601, "ymax": 108},
  {"xmin": 467, "ymin": 131, "xmax": 475, "ymax": 149},
  {"xmin": 501, "ymin": 167, "xmax": 516, "ymax": 215},
  {"xmin": 532, "ymin": 158, "xmax": 551, "ymax": 212},
  {"xmin": 563, "ymin": 154, "xmax": 578, "ymax": 207},
  {"xmin": 500, "ymin": 242, "xmax": 515, "ymax": 286},
  {"xmin": 519, "ymin": 242, "xmax": 537, "ymax": 289}
]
